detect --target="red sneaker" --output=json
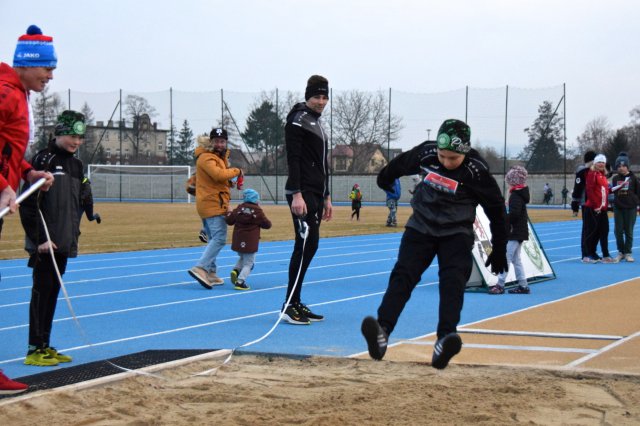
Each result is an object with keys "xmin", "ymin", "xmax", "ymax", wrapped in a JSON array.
[{"xmin": 0, "ymin": 370, "xmax": 28, "ymax": 395}]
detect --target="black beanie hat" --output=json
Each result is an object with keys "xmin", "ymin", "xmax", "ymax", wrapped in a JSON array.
[
  {"xmin": 305, "ymin": 81, "xmax": 329, "ymax": 101},
  {"xmin": 615, "ymin": 152, "xmax": 629, "ymax": 169},
  {"xmin": 583, "ymin": 150, "xmax": 596, "ymax": 163},
  {"xmin": 436, "ymin": 119, "xmax": 471, "ymax": 154}
]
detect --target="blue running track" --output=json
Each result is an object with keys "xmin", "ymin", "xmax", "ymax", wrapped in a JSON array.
[{"xmin": 1, "ymin": 218, "xmax": 638, "ymax": 378}]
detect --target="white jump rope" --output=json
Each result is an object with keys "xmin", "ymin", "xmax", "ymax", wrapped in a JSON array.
[
  {"xmin": 193, "ymin": 217, "xmax": 309, "ymax": 376},
  {"xmin": 6, "ymin": 183, "xmax": 311, "ymax": 379}
]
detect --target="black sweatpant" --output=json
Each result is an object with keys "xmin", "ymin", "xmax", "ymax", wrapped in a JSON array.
[
  {"xmin": 583, "ymin": 207, "xmax": 610, "ymax": 258},
  {"xmin": 285, "ymin": 192, "xmax": 324, "ymax": 305},
  {"xmin": 28, "ymin": 252, "xmax": 68, "ymax": 349},
  {"xmin": 377, "ymin": 227, "xmax": 474, "ymax": 339}
]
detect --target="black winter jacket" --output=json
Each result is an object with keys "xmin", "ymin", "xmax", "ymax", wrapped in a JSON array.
[
  {"xmin": 611, "ymin": 171, "xmax": 640, "ymax": 210},
  {"xmin": 284, "ymin": 102, "xmax": 330, "ymax": 197},
  {"xmin": 377, "ymin": 141, "xmax": 507, "ymax": 245},
  {"xmin": 19, "ymin": 141, "xmax": 83, "ymax": 258},
  {"xmin": 506, "ymin": 186, "xmax": 530, "ymax": 241}
]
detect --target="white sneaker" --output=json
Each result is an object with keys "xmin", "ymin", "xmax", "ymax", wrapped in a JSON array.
[
  {"xmin": 625, "ymin": 254, "xmax": 635, "ymax": 262},
  {"xmin": 615, "ymin": 253, "xmax": 625, "ymax": 262},
  {"xmin": 188, "ymin": 267, "xmax": 213, "ymax": 289},
  {"xmin": 206, "ymin": 271, "xmax": 224, "ymax": 285}
]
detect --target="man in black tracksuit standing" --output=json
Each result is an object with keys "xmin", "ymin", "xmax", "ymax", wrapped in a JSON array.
[
  {"xmin": 281, "ymin": 75, "xmax": 333, "ymax": 325},
  {"xmin": 361, "ymin": 119, "xmax": 508, "ymax": 369}
]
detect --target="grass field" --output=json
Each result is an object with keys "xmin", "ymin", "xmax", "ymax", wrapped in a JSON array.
[{"xmin": 0, "ymin": 202, "xmax": 578, "ymax": 260}]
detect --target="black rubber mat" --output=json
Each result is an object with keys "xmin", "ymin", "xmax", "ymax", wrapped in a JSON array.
[{"xmin": 0, "ymin": 349, "xmax": 216, "ymax": 399}]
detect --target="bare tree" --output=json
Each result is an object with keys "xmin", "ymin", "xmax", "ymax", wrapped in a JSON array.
[
  {"xmin": 575, "ymin": 116, "xmax": 613, "ymax": 154},
  {"xmin": 333, "ymin": 90, "xmax": 402, "ymax": 145},
  {"xmin": 123, "ymin": 95, "xmax": 158, "ymax": 162},
  {"xmin": 332, "ymin": 90, "xmax": 403, "ymax": 172}
]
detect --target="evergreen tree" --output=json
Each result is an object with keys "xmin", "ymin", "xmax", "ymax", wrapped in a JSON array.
[
  {"xmin": 519, "ymin": 100, "xmax": 564, "ymax": 172},
  {"xmin": 30, "ymin": 86, "xmax": 63, "ymax": 155},
  {"xmin": 78, "ymin": 102, "xmax": 97, "ymax": 168},
  {"xmin": 242, "ymin": 100, "xmax": 284, "ymax": 173},
  {"xmin": 603, "ymin": 129, "xmax": 630, "ymax": 165},
  {"xmin": 172, "ymin": 120, "xmax": 195, "ymax": 165}
]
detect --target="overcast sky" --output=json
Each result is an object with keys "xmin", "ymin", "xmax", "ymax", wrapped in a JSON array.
[{"xmin": 1, "ymin": 0, "xmax": 638, "ymax": 153}]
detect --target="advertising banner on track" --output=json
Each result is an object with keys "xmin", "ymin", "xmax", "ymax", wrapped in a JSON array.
[{"xmin": 467, "ymin": 206, "xmax": 555, "ymax": 290}]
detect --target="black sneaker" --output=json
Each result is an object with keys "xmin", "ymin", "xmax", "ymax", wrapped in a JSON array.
[
  {"xmin": 281, "ymin": 304, "xmax": 310, "ymax": 325},
  {"xmin": 296, "ymin": 302, "xmax": 324, "ymax": 322},
  {"xmin": 508, "ymin": 286, "xmax": 530, "ymax": 294},
  {"xmin": 361, "ymin": 316, "xmax": 388, "ymax": 360},
  {"xmin": 431, "ymin": 333, "xmax": 462, "ymax": 370},
  {"xmin": 234, "ymin": 280, "xmax": 250, "ymax": 291},
  {"xmin": 198, "ymin": 230, "xmax": 208, "ymax": 243},
  {"xmin": 230, "ymin": 269, "xmax": 239, "ymax": 284}
]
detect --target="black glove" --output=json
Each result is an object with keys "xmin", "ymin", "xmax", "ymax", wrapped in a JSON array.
[
  {"xmin": 485, "ymin": 243, "xmax": 508, "ymax": 275},
  {"xmin": 93, "ymin": 213, "xmax": 101, "ymax": 224}
]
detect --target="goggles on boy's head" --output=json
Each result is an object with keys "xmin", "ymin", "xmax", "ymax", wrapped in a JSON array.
[
  {"xmin": 55, "ymin": 110, "xmax": 86, "ymax": 136},
  {"xmin": 436, "ymin": 119, "xmax": 471, "ymax": 154}
]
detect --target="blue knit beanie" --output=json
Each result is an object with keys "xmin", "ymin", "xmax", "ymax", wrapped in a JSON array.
[
  {"xmin": 243, "ymin": 188, "xmax": 260, "ymax": 204},
  {"xmin": 13, "ymin": 25, "xmax": 57, "ymax": 68}
]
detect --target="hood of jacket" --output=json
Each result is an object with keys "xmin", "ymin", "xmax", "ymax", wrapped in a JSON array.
[
  {"xmin": 0, "ymin": 62, "xmax": 24, "ymax": 89},
  {"xmin": 286, "ymin": 102, "xmax": 320, "ymax": 122},
  {"xmin": 512, "ymin": 186, "xmax": 530, "ymax": 203}
]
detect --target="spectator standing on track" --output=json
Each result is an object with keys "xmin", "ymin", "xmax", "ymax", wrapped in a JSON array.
[
  {"xmin": 572, "ymin": 151, "xmax": 596, "ymax": 255},
  {"xmin": 225, "ymin": 188, "xmax": 272, "ymax": 290},
  {"xmin": 583, "ymin": 154, "xmax": 615, "ymax": 263},
  {"xmin": 361, "ymin": 119, "xmax": 508, "ymax": 369},
  {"xmin": 20, "ymin": 110, "xmax": 87, "ymax": 367},
  {"xmin": 188, "ymin": 129, "xmax": 242, "ymax": 289},
  {"xmin": 561, "ymin": 186, "xmax": 569, "ymax": 207},
  {"xmin": 611, "ymin": 152, "xmax": 639, "ymax": 262},
  {"xmin": 349, "ymin": 183, "xmax": 362, "ymax": 221},
  {"xmin": 281, "ymin": 75, "xmax": 332, "ymax": 325},
  {"xmin": 488, "ymin": 166, "xmax": 530, "ymax": 295},
  {"xmin": 385, "ymin": 178, "xmax": 401, "ymax": 227},
  {"xmin": 543, "ymin": 183, "xmax": 553, "ymax": 205},
  {"xmin": 0, "ymin": 24, "xmax": 56, "ymax": 393}
]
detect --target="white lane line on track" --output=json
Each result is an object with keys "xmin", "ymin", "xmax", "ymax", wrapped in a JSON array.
[
  {"xmin": 0, "ymin": 255, "xmax": 399, "ymax": 307},
  {"xmin": 458, "ymin": 328, "xmax": 622, "ymax": 340},
  {"xmin": 401, "ymin": 340, "xmax": 597, "ymax": 354},
  {"xmin": 347, "ymin": 277, "xmax": 640, "ymax": 359},
  {"xmin": 0, "ymin": 267, "xmax": 402, "ymax": 328},
  {"xmin": 564, "ymin": 330, "xmax": 640, "ymax": 368},
  {"xmin": 0, "ymin": 276, "xmax": 434, "ymax": 365},
  {"xmin": 0, "ymin": 242, "xmax": 401, "ymax": 279}
]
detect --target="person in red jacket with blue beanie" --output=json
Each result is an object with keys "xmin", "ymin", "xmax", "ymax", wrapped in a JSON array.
[{"xmin": 0, "ymin": 24, "xmax": 57, "ymax": 395}]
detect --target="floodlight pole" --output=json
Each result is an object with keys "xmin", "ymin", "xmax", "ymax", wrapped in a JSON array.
[{"xmin": 503, "ymin": 85, "xmax": 509, "ymax": 196}]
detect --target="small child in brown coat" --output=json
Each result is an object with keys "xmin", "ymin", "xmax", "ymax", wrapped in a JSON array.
[{"xmin": 225, "ymin": 189, "xmax": 272, "ymax": 290}]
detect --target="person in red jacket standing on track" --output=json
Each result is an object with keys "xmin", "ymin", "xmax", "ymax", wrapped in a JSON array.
[
  {"xmin": 0, "ymin": 24, "xmax": 56, "ymax": 395},
  {"xmin": 582, "ymin": 154, "xmax": 615, "ymax": 263}
]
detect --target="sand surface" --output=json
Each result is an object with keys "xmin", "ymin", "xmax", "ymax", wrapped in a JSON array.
[{"xmin": 2, "ymin": 354, "xmax": 639, "ymax": 425}]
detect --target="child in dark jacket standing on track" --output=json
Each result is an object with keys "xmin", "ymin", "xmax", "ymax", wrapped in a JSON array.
[
  {"xmin": 19, "ymin": 110, "xmax": 86, "ymax": 366},
  {"xmin": 225, "ymin": 189, "xmax": 272, "ymax": 290},
  {"xmin": 489, "ymin": 165, "xmax": 531, "ymax": 295}
]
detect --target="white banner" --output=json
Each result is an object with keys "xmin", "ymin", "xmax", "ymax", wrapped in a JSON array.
[{"xmin": 467, "ymin": 206, "xmax": 555, "ymax": 289}]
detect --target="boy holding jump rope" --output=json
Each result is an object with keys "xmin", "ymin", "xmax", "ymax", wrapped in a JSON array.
[{"xmin": 19, "ymin": 110, "xmax": 88, "ymax": 366}]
